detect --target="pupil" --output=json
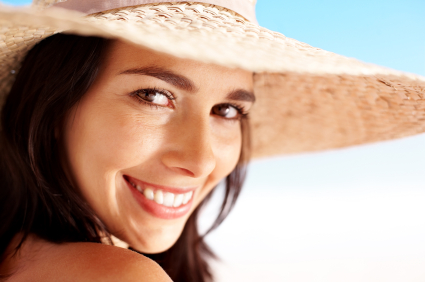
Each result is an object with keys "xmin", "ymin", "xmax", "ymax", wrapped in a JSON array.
[
  {"xmin": 145, "ymin": 92, "xmax": 156, "ymax": 102},
  {"xmin": 216, "ymin": 105, "xmax": 229, "ymax": 116}
]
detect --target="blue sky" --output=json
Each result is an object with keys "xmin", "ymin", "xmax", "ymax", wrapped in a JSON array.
[{"xmin": 256, "ymin": 0, "xmax": 425, "ymax": 76}]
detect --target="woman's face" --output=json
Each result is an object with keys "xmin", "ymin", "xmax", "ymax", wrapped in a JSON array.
[{"xmin": 62, "ymin": 40, "xmax": 254, "ymax": 253}]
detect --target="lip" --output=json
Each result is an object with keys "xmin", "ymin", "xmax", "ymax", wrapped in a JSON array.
[
  {"xmin": 124, "ymin": 175, "xmax": 196, "ymax": 220},
  {"xmin": 125, "ymin": 175, "xmax": 198, "ymax": 194}
]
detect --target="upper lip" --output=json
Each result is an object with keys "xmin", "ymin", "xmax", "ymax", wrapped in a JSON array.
[{"xmin": 124, "ymin": 175, "xmax": 198, "ymax": 194}]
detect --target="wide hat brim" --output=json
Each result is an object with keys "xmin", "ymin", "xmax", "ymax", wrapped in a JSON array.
[{"xmin": 1, "ymin": 2, "xmax": 425, "ymax": 159}]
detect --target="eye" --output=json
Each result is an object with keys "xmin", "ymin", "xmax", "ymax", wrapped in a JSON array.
[
  {"xmin": 133, "ymin": 88, "xmax": 174, "ymax": 107},
  {"xmin": 212, "ymin": 104, "xmax": 244, "ymax": 119}
]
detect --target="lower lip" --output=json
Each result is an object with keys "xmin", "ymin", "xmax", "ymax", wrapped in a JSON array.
[{"xmin": 125, "ymin": 177, "xmax": 194, "ymax": 220}]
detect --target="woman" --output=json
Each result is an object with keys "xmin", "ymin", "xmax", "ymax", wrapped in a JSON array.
[
  {"xmin": 1, "ymin": 1, "xmax": 424, "ymax": 281},
  {"xmin": 0, "ymin": 34, "xmax": 252, "ymax": 281}
]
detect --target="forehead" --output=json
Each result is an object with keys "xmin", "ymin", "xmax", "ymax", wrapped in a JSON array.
[{"xmin": 101, "ymin": 40, "xmax": 253, "ymax": 89}]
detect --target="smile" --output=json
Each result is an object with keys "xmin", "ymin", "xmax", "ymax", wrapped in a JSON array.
[
  {"xmin": 128, "ymin": 178, "xmax": 193, "ymax": 208},
  {"xmin": 124, "ymin": 175, "xmax": 196, "ymax": 219}
]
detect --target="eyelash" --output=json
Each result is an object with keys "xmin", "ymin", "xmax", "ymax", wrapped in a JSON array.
[
  {"xmin": 220, "ymin": 103, "xmax": 249, "ymax": 121},
  {"xmin": 130, "ymin": 87, "xmax": 175, "ymax": 109},
  {"xmin": 130, "ymin": 88, "xmax": 249, "ymax": 120}
]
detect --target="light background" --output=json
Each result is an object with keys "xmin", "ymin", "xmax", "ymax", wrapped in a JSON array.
[{"xmin": 3, "ymin": 0, "xmax": 425, "ymax": 281}]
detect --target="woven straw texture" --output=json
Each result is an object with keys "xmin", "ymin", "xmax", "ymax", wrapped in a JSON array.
[{"xmin": 1, "ymin": 1, "xmax": 425, "ymax": 158}]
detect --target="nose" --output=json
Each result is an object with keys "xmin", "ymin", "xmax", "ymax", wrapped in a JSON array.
[{"xmin": 161, "ymin": 115, "xmax": 216, "ymax": 178}]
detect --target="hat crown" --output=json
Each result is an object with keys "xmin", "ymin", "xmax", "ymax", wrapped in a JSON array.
[
  {"xmin": 33, "ymin": 0, "xmax": 66, "ymax": 7},
  {"xmin": 33, "ymin": 0, "xmax": 257, "ymax": 6},
  {"xmin": 33, "ymin": 0, "xmax": 257, "ymax": 23}
]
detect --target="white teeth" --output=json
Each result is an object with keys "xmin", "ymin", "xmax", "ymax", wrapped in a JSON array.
[
  {"xmin": 129, "ymin": 177, "xmax": 194, "ymax": 207},
  {"xmin": 173, "ymin": 194, "xmax": 184, "ymax": 208},
  {"xmin": 137, "ymin": 186, "xmax": 194, "ymax": 208},
  {"xmin": 163, "ymin": 192, "xmax": 175, "ymax": 207},
  {"xmin": 183, "ymin": 191, "xmax": 193, "ymax": 205},
  {"xmin": 154, "ymin": 190, "xmax": 163, "ymax": 205},
  {"xmin": 143, "ymin": 188, "xmax": 154, "ymax": 200}
]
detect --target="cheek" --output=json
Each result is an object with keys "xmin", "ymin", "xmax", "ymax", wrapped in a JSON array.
[
  {"xmin": 62, "ymin": 96, "xmax": 168, "ymax": 201},
  {"xmin": 200, "ymin": 123, "xmax": 243, "ymax": 195},
  {"xmin": 215, "ymin": 133, "xmax": 242, "ymax": 171},
  {"xmin": 212, "ymin": 121, "xmax": 243, "ymax": 169},
  {"xmin": 68, "ymin": 103, "xmax": 166, "ymax": 166}
]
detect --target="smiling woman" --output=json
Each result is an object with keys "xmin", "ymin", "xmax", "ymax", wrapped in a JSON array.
[
  {"xmin": 61, "ymin": 39, "xmax": 253, "ymax": 254},
  {"xmin": 1, "ymin": 0, "xmax": 425, "ymax": 282},
  {"xmin": 0, "ymin": 34, "xmax": 252, "ymax": 281}
]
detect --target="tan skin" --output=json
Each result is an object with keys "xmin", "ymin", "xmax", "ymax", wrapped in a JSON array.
[{"xmin": 0, "ymin": 40, "xmax": 254, "ymax": 281}]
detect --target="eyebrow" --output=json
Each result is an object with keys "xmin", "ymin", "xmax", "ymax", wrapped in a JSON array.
[
  {"xmin": 227, "ymin": 89, "xmax": 256, "ymax": 103},
  {"xmin": 120, "ymin": 66, "xmax": 196, "ymax": 92},
  {"xmin": 120, "ymin": 66, "xmax": 255, "ymax": 103}
]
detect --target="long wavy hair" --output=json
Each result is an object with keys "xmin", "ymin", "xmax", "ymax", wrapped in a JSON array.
[{"xmin": 0, "ymin": 34, "xmax": 250, "ymax": 282}]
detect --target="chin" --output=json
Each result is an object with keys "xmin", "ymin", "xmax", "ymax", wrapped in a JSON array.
[{"xmin": 120, "ymin": 221, "xmax": 187, "ymax": 254}]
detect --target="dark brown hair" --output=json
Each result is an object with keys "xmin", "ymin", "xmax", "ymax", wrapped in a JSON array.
[{"xmin": 0, "ymin": 34, "xmax": 250, "ymax": 282}]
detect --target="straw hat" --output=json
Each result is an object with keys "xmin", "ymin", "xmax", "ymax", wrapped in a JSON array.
[{"xmin": 1, "ymin": 0, "xmax": 425, "ymax": 158}]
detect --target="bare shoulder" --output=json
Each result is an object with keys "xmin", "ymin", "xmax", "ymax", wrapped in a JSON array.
[
  {"xmin": 57, "ymin": 242, "xmax": 172, "ymax": 282},
  {"xmin": 8, "ymin": 240, "xmax": 171, "ymax": 282}
]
